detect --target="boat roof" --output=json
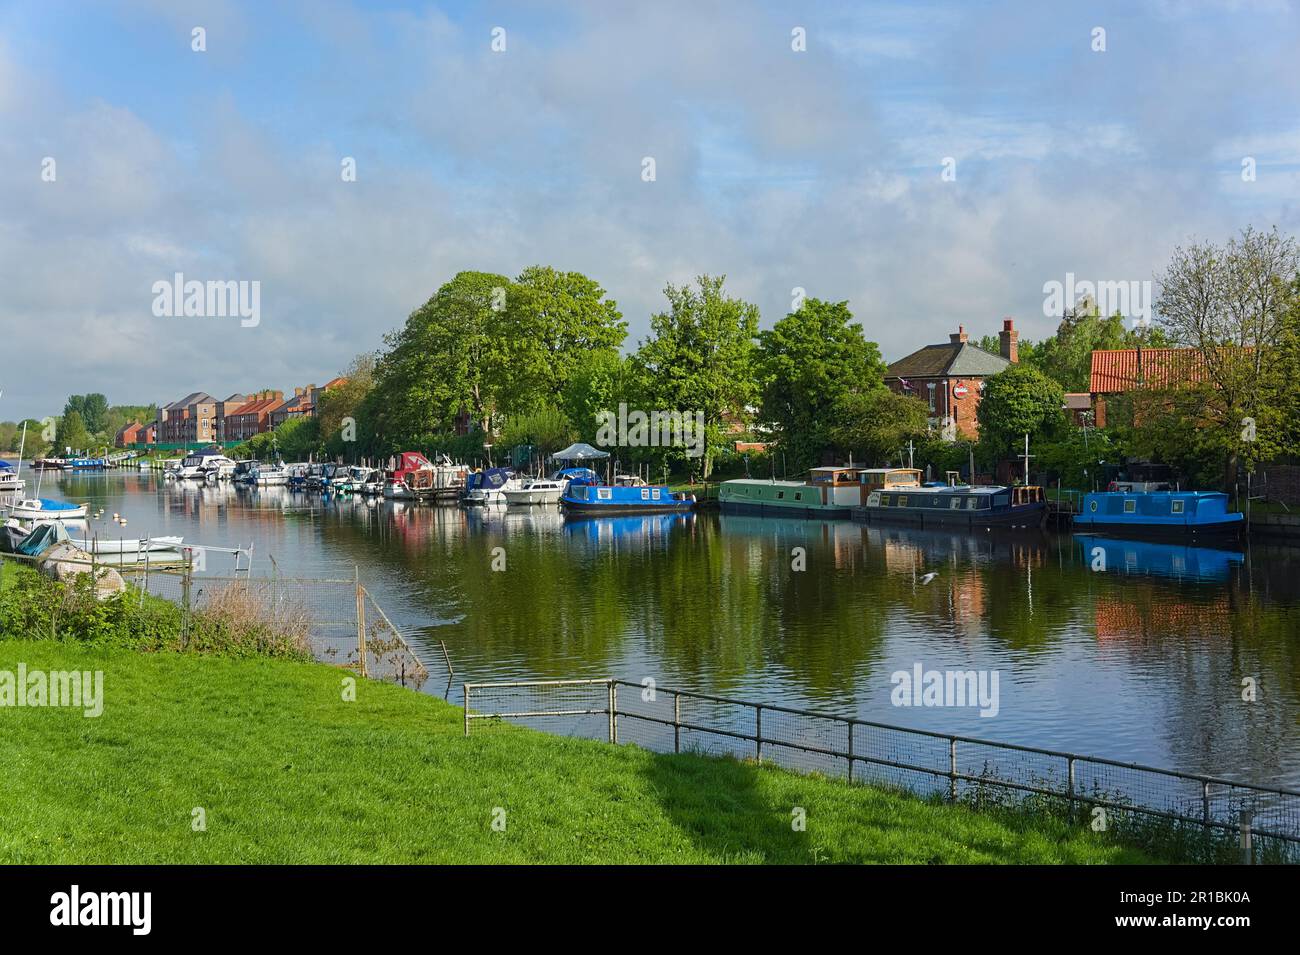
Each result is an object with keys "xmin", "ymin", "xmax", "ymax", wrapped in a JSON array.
[
  {"xmin": 809, "ymin": 466, "xmax": 859, "ymax": 474},
  {"xmin": 861, "ymin": 467, "xmax": 922, "ymax": 476},
  {"xmin": 724, "ymin": 478, "xmax": 809, "ymax": 488}
]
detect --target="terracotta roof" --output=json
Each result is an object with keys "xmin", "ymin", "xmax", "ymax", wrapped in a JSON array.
[
  {"xmin": 887, "ymin": 342, "xmax": 1010, "ymax": 380},
  {"xmin": 1089, "ymin": 348, "xmax": 1209, "ymax": 394}
]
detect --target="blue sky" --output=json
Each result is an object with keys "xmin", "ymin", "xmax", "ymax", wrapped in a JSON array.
[{"xmin": 2, "ymin": 0, "xmax": 1298, "ymax": 419}]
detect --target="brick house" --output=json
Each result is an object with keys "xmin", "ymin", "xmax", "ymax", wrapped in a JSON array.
[
  {"xmin": 156, "ymin": 392, "xmax": 216, "ymax": 445},
  {"xmin": 215, "ymin": 394, "xmax": 249, "ymax": 441},
  {"xmin": 115, "ymin": 422, "xmax": 143, "ymax": 447},
  {"xmin": 223, "ymin": 392, "xmax": 285, "ymax": 441},
  {"xmin": 1088, "ymin": 348, "xmax": 1209, "ymax": 427},
  {"xmin": 884, "ymin": 319, "xmax": 1020, "ymax": 440},
  {"xmin": 270, "ymin": 386, "xmax": 315, "ymax": 428}
]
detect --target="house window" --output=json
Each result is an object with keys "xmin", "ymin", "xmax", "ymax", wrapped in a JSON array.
[
  {"xmin": 1171, "ymin": 499, "xmax": 1185, "ymax": 514},
  {"xmin": 927, "ymin": 383, "xmax": 936, "ymax": 412},
  {"xmin": 1124, "ymin": 499, "xmax": 1136, "ymax": 514}
]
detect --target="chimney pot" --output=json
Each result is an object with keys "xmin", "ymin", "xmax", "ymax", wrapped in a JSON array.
[{"xmin": 949, "ymin": 324, "xmax": 969, "ymax": 345}]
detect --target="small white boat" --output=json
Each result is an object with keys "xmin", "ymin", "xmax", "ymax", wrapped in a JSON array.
[
  {"xmin": 4, "ymin": 517, "xmax": 183, "ymax": 556},
  {"xmin": 170, "ymin": 451, "xmax": 236, "ymax": 480},
  {"xmin": 7, "ymin": 498, "xmax": 89, "ymax": 521},
  {"xmin": 255, "ymin": 463, "xmax": 290, "ymax": 486},
  {"xmin": 502, "ymin": 478, "xmax": 565, "ymax": 506}
]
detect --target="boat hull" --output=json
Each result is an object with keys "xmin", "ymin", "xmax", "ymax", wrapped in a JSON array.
[
  {"xmin": 852, "ymin": 502, "xmax": 1045, "ymax": 528},
  {"xmin": 721, "ymin": 500, "xmax": 851, "ymax": 519},
  {"xmin": 503, "ymin": 487, "xmax": 564, "ymax": 506}
]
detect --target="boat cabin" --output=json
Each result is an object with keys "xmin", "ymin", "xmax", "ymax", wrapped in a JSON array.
[{"xmin": 858, "ymin": 468, "xmax": 923, "ymax": 491}]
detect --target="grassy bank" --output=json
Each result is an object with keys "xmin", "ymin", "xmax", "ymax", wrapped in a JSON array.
[{"xmin": 0, "ymin": 639, "xmax": 1173, "ymax": 865}]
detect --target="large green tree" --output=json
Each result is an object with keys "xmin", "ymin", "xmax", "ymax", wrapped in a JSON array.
[
  {"xmin": 506, "ymin": 265, "xmax": 627, "ymax": 398},
  {"xmin": 976, "ymin": 364, "xmax": 1065, "ymax": 459},
  {"xmin": 1155, "ymin": 226, "xmax": 1299, "ymax": 485},
  {"xmin": 631, "ymin": 275, "xmax": 760, "ymax": 477},
  {"xmin": 757, "ymin": 298, "xmax": 887, "ymax": 470},
  {"xmin": 54, "ymin": 410, "xmax": 90, "ymax": 453},
  {"xmin": 829, "ymin": 388, "xmax": 929, "ymax": 466}
]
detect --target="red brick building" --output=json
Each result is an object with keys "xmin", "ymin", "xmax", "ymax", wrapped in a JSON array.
[
  {"xmin": 223, "ymin": 392, "xmax": 286, "ymax": 441},
  {"xmin": 885, "ymin": 319, "xmax": 1020, "ymax": 440},
  {"xmin": 1088, "ymin": 347, "xmax": 1209, "ymax": 427}
]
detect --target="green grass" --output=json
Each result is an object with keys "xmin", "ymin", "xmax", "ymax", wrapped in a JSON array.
[{"xmin": 0, "ymin": 641, "xmax": 1171, "ymax": 864}]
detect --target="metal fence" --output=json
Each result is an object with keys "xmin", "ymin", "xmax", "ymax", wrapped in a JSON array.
[
  {"xmin": 0, "ymin": 549, "xmax": 448, "ymax": 693},
  {"xmin": 464, "ymin": 678, "xmax": 1300, "ymax": 861}
]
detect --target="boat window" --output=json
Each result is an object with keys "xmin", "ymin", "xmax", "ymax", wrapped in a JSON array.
[
  {"xmin": 897, "ymin": 495, "xmax": 908, "ymax": 507},
  {"xmin": 1124, "ymin": 499, "xmax": 1136, "ymax": 513},
  {"xmin": 879, "ymin": 495, "xmax": 890, "ymax": 507},
  {"xmin": 777, "ymin": 491, "xmax": 784, "ymax": 499},
  {"xmin": 598, "ymin": 488, "xmax": 611, "ymax": 500},
  {"xmin": 651, "ymin": 488, "xmax": 661, "ymax": 500},
  {"xmin": 966, "ymin": 498, "xmax": 978, "ymax": 510},
  {"xmin": 1089, "ymin": 500, "xmax": 1098, "ymax": 513},
  {"xmin": 1171, "ymin": 499, "xmax": 1185, "ymax": 514},
  {"xmin": 794, "ymin": 492, "xmax": 802, "ymax": 501},
  {"xmin": 641, "ymin": 488, "xmax": 650, "ymax": 500},
  {"xmin": 949, "ymin": 497, "xmax": 962, "ymax": 509}
]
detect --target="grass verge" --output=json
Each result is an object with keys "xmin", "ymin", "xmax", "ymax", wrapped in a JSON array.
[{"xmin": 0, "ymin": 639, "xmax": 1175, "ymax": 864}]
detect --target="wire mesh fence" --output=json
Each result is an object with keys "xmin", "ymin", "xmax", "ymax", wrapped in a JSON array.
[
  {"xmin": 0, "ymin": 548, "xmax": 437, "ymax": 691},
  {"xmin": 465, "ymin": 677, "xmax": 1300, "ymax": 861}
]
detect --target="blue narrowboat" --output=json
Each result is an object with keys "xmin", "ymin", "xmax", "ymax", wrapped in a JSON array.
[
  {"xmin": 1073, "ymin": 490, "xmax": 1243, "ymax": 538},
  {"xmin": 561, "ymin": 483, "xmax": 695, "ymax": 515}
]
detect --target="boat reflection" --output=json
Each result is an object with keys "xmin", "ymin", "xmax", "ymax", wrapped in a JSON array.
[{"xmin": 1074, "ymin": 534, "xmax": 1245, "ymax": 582}]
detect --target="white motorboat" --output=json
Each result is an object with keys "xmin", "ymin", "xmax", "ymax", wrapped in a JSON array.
[
  {"xmin": 255, "ymin": 463, "xmax": 290, "ymax": 486},
  {"xmin": 502, "ymin": 478, "xmax": 565, "ymax": 506},
  {"xmin": 170, "ymin": 451, "xmax": 234, "ymax": 480},
  {"xmin": 6, "ymin": 498, "xmax": 89, "ymax": 521},
  {"xmin": 0, "ymin": 460, "xmax": 25, "ymax": 493}
]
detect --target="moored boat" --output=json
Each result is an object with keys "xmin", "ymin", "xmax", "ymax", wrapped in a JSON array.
[
  {"xmin": 562, "ymin": 483, "xmax": 695, "ymax": 515},
  {"xmin": 6, "ymin": 497, "xmax": 89, "ymax": 521},
  {"xmin": 1072, "ymin": 489, "xmax": 1244, "ymax": 538},
  {"xmin": 502, "ymin": 477, "xmax": 566, "ymax": 506},
  {"xmin": 719, "ymin": 466, "xmax": 869, "ymax": 518},
  {"xmin": 853, "ymin": 479, "xmax": 1046, "ymax": 528}
]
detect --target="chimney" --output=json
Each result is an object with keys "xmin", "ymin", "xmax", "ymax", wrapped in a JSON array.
[
  {"xmin": 1000, "ymin": 318, "xmax": 1018, "ymax": 363},
  {"xmin": 949, "ymin": 324, "xmax": 968, "ymax": 345}
]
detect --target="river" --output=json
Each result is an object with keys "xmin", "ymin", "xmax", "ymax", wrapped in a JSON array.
[{"xmin": 30, "ymin": 469, "xmax": 1300, "ymax": 791}]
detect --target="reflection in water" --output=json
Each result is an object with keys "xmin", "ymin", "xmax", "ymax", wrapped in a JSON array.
[{"xmin": 42, "ymin": 471, "xmax": 1300, "ymax": 789}]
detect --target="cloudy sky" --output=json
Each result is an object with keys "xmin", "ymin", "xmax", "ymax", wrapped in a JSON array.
[{"xmin": 1, "ymin": 0, "xmax": 1298, "ymax": 419}]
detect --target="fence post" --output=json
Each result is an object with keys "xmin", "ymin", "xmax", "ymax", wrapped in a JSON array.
[
  {"xmin": 673, "ymin": 692, "xmax": 681, "ymax": 753},
  {"xmin": 607, "ymin": 682, "xmax": 618, "ymax": 743},
  {"xmin": 1202, "ymin": 781, "xmax": 1211, "ymax": 836},
  {"xmin": 355, "ymin": 570, "xmax": 367, "ymax": 679},
  {"xmin": 755, "ymin": 705, "xmax": 763, "ymax": 763},
  {"xmin": 180, "ymin": 552, "xmax": 192, "ymax": 650},
  {"xmin": 948, "ymin": 738, "xmax": 958, "ymax": 801},
  {"xmin": 463, "ymin": 684, "xmax": 470, "ymax": 737},
  {"xmin": 846, "ymin": 720, "xmax": 854, "ymax": 783},
  {"xmin": 1067, "ymin": 756, "xmax": 1076, "ymax": 815},
  {"xmin": 1239, "ymin": 811, "xmax": 1253, "ymax": 865}
]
